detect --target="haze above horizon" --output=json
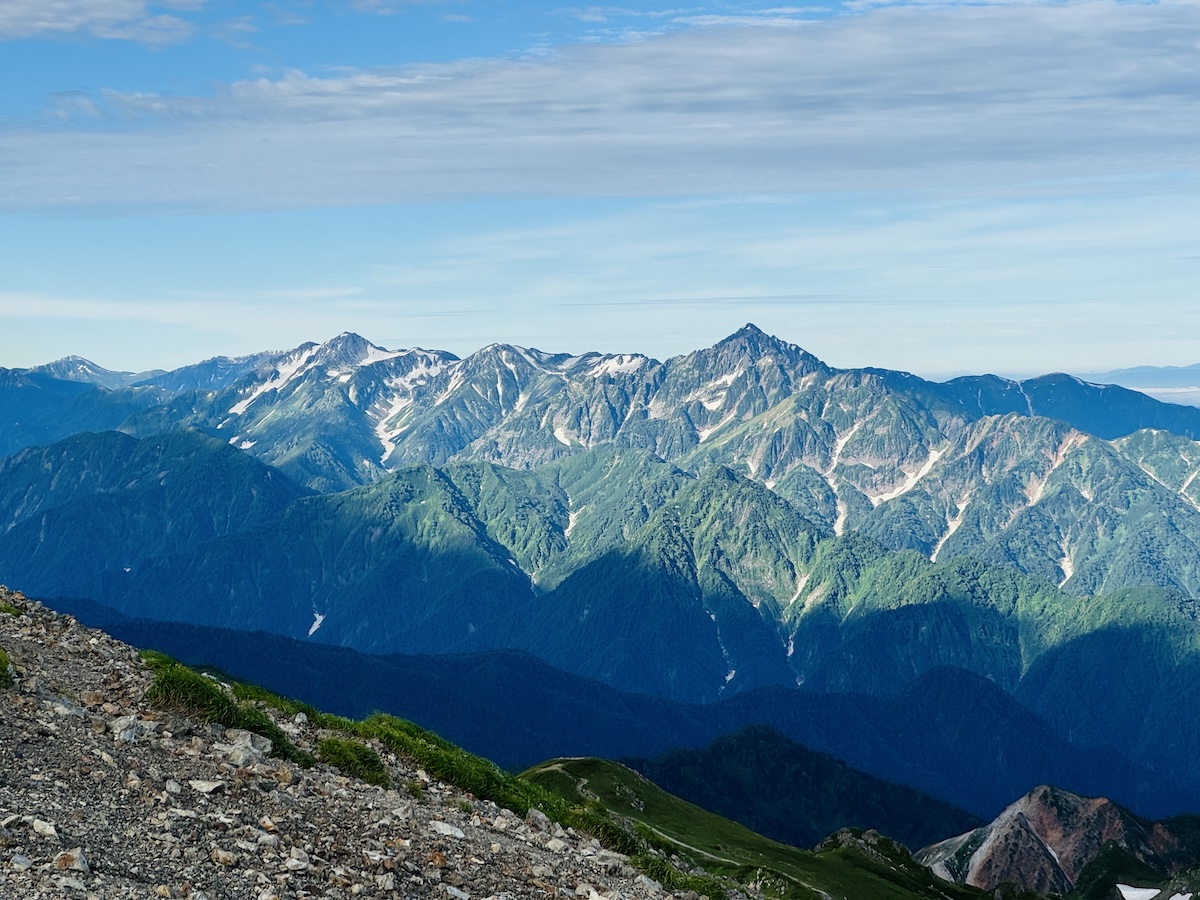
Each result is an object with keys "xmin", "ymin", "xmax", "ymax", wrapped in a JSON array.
[{"xmin": 2, "ymin": 0, "xmax": 1198, "ymax": 378}]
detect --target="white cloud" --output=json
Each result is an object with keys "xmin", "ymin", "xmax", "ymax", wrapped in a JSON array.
[
  {"xmin": 3, "ymin": 0, "xmax": 1200, "ymax": 209},
  {"xmin": 0, "ymin": 0, "xmax": 201, "ymax": 44}
]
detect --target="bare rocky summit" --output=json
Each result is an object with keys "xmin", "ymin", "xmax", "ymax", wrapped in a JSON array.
[
  {"xmin": 0, "ymin": 586, "xmax": 716, "ymax": 900},
  {"xmin": 917, "ymin": 785, "xmax": 1200, "ymax": 896}
]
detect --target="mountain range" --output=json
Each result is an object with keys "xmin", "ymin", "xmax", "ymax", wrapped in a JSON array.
[{"xmin": 3, "ymin": 324, "xmax": 1200, "ymax": 836}]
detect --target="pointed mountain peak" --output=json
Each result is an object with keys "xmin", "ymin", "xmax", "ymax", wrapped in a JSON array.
[
  {"xmin": 692, "ymin": 324, "xmax": 827, "ymax": 374},
  {"xmin": 313, "ymin": 332, "xmax": 404, "ymax": 368}
]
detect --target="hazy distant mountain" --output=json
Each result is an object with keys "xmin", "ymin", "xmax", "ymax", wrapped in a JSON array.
[
  {"xmin": 1077, "ymin": 363, "xmax": 1200, "ymax": 408},
  {"xmin": 1079, "ymin": 363, "xmax": 1200, "ymax": 389}
]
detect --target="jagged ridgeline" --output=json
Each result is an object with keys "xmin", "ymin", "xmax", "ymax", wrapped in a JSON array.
[{"xmin": 3, "ymin": 325, "xmax": 1200, "ymax": 821}]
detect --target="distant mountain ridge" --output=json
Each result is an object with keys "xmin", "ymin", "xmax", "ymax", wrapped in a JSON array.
[{"xmin": 10, "ymin": 326, "xmax": 1200, "ymax": 600}]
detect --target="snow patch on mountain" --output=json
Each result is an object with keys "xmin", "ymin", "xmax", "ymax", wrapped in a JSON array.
[
  {"xmin": 698, "ymin": 413, "xmax": 735, "ymax": 443},
  {"xmin": 871, "ymin": 447, "xmax": 944, "ymax": 506},
  {"xmin": 1058, "ymin": 536, "xmax": 1075, "ymax": 588},
  {"xmin": 1117, "ymin": 888, "xmax": 1162, "ymax": 900},
  {"xmin": 229, "ymin": 346, "xmax": 318, "ymax": 416},
  {"xmin": 374, "ymin": 396, "xmax": 414, "ymax": 464},
  {"xmin": 308, "ymin": 611, "xmax": 325, "ymax": 636},
  {"xmin": 590, "ymin": 355, "xmax": 646, "ymax": 377},
  {"xmin": 932, "ymin": 496, "xmax": 971, "ymax": 562}
]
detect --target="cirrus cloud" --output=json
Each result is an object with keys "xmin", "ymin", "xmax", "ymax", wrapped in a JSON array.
[
  {"xmin": 3, "ymin": 0, "xmax": 1200, "ymax": 210},
  {"xmin": 0, "ymin": 0, "xmax": 204, "ymax": 44}
]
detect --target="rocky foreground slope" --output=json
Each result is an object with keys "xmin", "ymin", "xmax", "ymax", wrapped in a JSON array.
[{"xmin": 0, "ymin": 587, "xmax": 712, "ymax": 900}]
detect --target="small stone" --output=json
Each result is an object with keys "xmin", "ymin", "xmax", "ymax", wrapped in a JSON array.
[
  {"xmin": 210, "ymin": 847, "xmax": 237, "ymax": 866},
  {"xmin": 188, "ymin": 780, "xmax": 224, "ymax": 795},
  {"xmin": 32, "ymin": 818, "xmax": 58, "ymax": 838},
  {"xmin": 258, "ymin": 815, "xmax": 277, "ymax": 832},
  {"xmin": 292, "ymin": 712, "xmax": 308, "ymax": 725},
  {"xmin": 111, "ymin": 715, "xmax": 144, "ymax": 742},
  {"xmin": 445, "ymin": 887, "xmax": 469, "ymax": 900},
  {"xmin": 53, "ymin": 847, "xmax": 89, "ymax": 873},
  {"xmin": 11, "ymin": 854, "xmax": 33, "ymax": 872},
  {"xmin": 525, "ymin": 808, "xmax": 552, "ymax": 833},
  {"xmin": 634, "ymin": 874, "xmax": 662, "ymax": 894},
  {"xmin": 375, "ymin": 872, "xmax": 396, "ymax": 890},
  {"xmin": 284, "ymin": 847, "xmax": 310, "ymax": 871},
  {"xmin": 429, "ymin": 821, "xmax": 465, "ymax": 839},
  {"xmin": 546, "ymin": 838, "xmax": 569, "ymax": 853}
]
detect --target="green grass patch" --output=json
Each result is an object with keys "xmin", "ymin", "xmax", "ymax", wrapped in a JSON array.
[
  {"xmin": 523, "ymin": 758, "xmax": 986, "ymax": 900},
  {"xmin": 0, "ymin": 648, "xmax": 13, "ymax": 689},
  {"xmin": 231, "ymin": 680, "xmax": 354, "ymax": 731},
  {"xmin": 0, "ymin": 602, "xmax": 21, "ymax": 617},
  {"xmin": 318, "ymin": 736, "xmax": 390, "ymax": 787},
  {"xmin": 142, "ymin": 660, "xmax": 313, "ymax": 766}
]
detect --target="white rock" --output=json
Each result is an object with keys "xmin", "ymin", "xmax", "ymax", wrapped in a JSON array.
[
  {"xmin": 32, "ymin": 819, "xmax": 57, "ymax": 838},
  {"xmin": 430, "ymin": 821, "xmax": 466, "ymax": 839},
  {"xmin": 189, "ymin": 779, "xmax": 225, "ymax": 794}
]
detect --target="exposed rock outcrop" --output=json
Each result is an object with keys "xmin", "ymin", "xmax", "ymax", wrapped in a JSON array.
[{"xmin": 917, "ymin": 785, "xmax": 1200, "ymax": 895}]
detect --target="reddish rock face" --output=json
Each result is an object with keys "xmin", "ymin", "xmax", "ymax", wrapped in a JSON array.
[{"xmin": 917, "ymin": 784, "xmax": 1197, "ymax": 895}]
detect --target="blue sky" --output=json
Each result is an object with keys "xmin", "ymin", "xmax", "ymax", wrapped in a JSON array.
[{"xmin": 2, "ymin": 0, "xmax": 1199, "ymax": 376}]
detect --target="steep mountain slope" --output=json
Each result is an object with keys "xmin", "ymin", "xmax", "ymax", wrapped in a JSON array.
[
  {"xmin": 5, "ymin": 430, "xmax": 1200, "ymax": 800},
  {"xmin": 86, "ymin": 326, "xmax": 1200, "ymax": 599},
  {"xmin": 917, "ymin": 785, "xmax": 1200, "ymax": 896},
  {"xmin": 0, "ymin": 366, "xmax": 167, "ymax": 459},
  {"xmin": 625, "ymin": 725, "xmax": 983, "ymax": 851},
  {"xmin": 0, "ymin": 430, "xmax": 307, "ymax": 599}
]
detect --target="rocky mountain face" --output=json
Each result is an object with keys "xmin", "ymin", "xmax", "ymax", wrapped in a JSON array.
[
  {"xmin": 0, "ymin": 588, "xmax": 724, "ymax": 900},
  {"xmin": 916, "ymin": 785, "xmax": 1200, "ymax": 896},
  {"xmin": 9, "ymin": 326, "xmax": 1200, "ymax": 598}
]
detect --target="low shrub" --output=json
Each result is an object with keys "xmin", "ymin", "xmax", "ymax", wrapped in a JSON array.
[
  {"xmin": 318, "ymin": 737, "xmax": 390, "ymax": 787},
  {"xmin": 143, "ymin": 661, "xmax": 312, "ymax": 765},
  {"xmin": 0, "ymin": 648, "xmax": 13, "ymax": 689}
]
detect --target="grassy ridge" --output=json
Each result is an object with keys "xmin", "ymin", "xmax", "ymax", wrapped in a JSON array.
[{"xmin": 522, "ymin": 757, "xmax": 990, "ymax": 900}]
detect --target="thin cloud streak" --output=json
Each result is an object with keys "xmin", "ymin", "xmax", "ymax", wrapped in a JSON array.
[
  {"xmin": 4, "ymin": 0, "xmax": 1200, "ymax": 211},
  {"xmin": 0, "ymin": 0, "xmax": 201, "ymax": 44}
]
